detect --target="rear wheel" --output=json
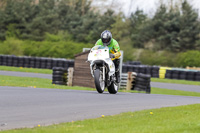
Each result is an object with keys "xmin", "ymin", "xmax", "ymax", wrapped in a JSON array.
[
  {"xmin": 94, "ymin": 69, "xmax": 105, "ymax": 93},
  {"xmin": 107, "ymin": 81, "xmax": 118, "ymax": 94}
]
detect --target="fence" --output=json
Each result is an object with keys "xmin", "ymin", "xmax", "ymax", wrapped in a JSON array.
[{"xmin": 120, "ymin": 73, "xmax": 128, "ymax": 89}]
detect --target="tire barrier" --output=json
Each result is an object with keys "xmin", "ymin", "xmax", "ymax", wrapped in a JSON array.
[
  {"xmin": 122, "ymin": 65, "xmax": 160, "ymax": 77},
  {"xmin": 1, "ymin": 54, "xmax": 199, "ymax": 82},
  {"xmin": 195, "ymin": 72, "xmax": 200, "ymax": 81},
  {"xmin": 52, "ymin": 67, "xmax": 68, "ymax": 85},
  {"xmin": 165, "ymin": 70, "xmax": 172, "ymax": 79},
  {"xmin": 122, "ymin": 64, "xmax": 200, "ymax": 81},
  {"xmin": 165, "ymin": 69, "xmax": 200, "ymax": 81},
  {"xmin": 125, "ymin": 72, "xmax": 151, "ymax": 94},
  {"xmin": 151, "ymin": 66, "xmax": 159, "ymax": 78},
  {"xmin": 0, "ymin": 55, "xmax": 74, "ymax": 69},
  {"xmin": 132, "ymin": 73, "xmax": 151, "ymax": 94},
  {"xmin": 159, "ymin": 67, "xmax": 171, "ymax": 79}
]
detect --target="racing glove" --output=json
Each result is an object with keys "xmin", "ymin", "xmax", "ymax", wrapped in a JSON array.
[{"xmin": 110, "ymin": 54, "xmax": 115, "ymax": 59}]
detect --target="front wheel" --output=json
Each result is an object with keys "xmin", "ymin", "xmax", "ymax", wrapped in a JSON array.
[
  {"xmin": 107, "ymin": 82, "xmax": 118, "ymax": 94},
  {"xmin": 94, "ymin": 69, "xmax": 105, "ymax": 93}
]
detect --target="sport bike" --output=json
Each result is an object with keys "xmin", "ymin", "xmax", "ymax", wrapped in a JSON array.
[{"xmin": 87, "ymin": 45, "xmax": 119, "ymax": 94}]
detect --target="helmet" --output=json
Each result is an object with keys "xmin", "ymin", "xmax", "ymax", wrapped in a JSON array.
[{"xmin": 101, "ymin": 30, "xmax": 112, "ymax": 46}]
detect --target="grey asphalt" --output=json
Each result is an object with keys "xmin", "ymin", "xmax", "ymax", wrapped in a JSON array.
[
  {"xmin": 0, "ymin": 86, "xmax": 200, "ymax": 131},
  {"xmin": 151, "ymin": 82, "xmax": 200, "ymax": 92},
  {"xmin": 0, "ymin": 71, "xmax": 52, "ymax": 79}
]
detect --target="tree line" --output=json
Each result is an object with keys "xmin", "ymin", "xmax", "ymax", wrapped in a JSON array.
[
  {"xmin": 131, "ymin": 0, "xmax": 200, "ymax": 52},
  {"xmin": 0, "ymin": 0, "xmax": 115, "ymax": 43},
  {"xmin": 0, "ymin": 0, "xmax": 200, "ymax": 61}
]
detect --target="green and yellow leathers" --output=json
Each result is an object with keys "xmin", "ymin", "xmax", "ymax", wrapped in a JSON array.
[{"xmin": 95, "ymin": 38, "xmax": 121, "ymax": 60}]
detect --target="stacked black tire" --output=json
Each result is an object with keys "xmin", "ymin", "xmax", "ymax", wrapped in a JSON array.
[
  {"xmin": 0, "ymin": 55, "xmax": 74, "ymax": 69},
  {"xmin": 52, "ymin": 67, "xmax": 68, "ymax": 85},
  {"xmin": 132, "ymin": 73, "xmax": 151, "ymax": 94},
  {"xmin": 122, "ymin": 64, "xmax": 159, "ymax": 78},
  {"xmin": 195, "ymin": 72, "xmax": 200, "ymax": 81},
  {"xmin": 151, "ymin": 66, "xmax": 159, "ymax": 78},
  {"xmin": 165, "ymin": 70, "xmax": 200, "ymax": 81}
]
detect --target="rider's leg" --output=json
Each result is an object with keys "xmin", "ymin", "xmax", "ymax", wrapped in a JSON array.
[{"xmin": 113, "ymin": 59, "xmax": 120, "ymax": 83}]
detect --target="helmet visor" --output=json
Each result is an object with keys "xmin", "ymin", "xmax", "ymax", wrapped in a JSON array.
[{"xmin": 102, "ymin": 38, "xmax": 111, "ymax": 43}]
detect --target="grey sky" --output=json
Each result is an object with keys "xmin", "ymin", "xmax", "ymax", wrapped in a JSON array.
[{"xmin": 92, "ymin": 0, "xmax": 200, "ymax": 16}]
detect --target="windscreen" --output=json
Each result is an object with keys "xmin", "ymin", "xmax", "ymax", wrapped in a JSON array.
[{"xmin": 92, "ymin": 45, "xmax": 106, "ymax": 50}]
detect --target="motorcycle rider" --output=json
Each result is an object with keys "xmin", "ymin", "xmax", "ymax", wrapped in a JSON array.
[{"xmin": 95, "ymin": 30, "xmax": 121, "ymax": 83}]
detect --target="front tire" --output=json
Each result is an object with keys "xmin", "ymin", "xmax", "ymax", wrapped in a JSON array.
[
  {"xmin": 107, "ymin": 82, "xmax": 118, "ymax": 94},
  {"xmin": 94, "ymin": 69, "xmax": 105, "ymax": 93}
]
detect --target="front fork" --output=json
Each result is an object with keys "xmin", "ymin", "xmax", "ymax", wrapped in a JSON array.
[
  {"xmin": 91, "ymin": 62, "xmax": 105, "ymax": 81},
  {"xmin": 102, "ymin": 62, "xmax": 105, "ymax": 81}
]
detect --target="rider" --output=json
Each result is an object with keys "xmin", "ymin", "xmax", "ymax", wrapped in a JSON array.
[{"xmin": 95, "ymin": 30, "xmax": 121, "ymax": 83}]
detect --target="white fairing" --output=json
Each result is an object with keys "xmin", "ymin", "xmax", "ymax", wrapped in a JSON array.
[{"xmin": 88, "ymin": 45, "xmax": 115, "ymax": 77}]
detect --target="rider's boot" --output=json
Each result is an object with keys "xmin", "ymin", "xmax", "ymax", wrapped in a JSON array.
[{"xmin": 114, "ymin": 59, "xmax": 120, "ymax": 83}]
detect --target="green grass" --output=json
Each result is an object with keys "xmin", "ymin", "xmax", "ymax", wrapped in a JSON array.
[
  {"xmin": 1, "ymin": 75, "xmax": 200, "ymax": 97},
  {"xmin": 2, "ymin": 104, "xmax": 200, "ymax": 133},
  {"xmin": 0, "ymin": 75, "xmax": 93, "ymax": 91},
  {"xmin": 0, "ymin": 66, "xmax": 52, "ymax": 74},
  {"xmin": 151, "ymin": 78, "xmax": 200, "ymax": 86}
]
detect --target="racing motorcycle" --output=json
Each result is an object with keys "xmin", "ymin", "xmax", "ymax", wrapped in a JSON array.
[{"xmin": 87, "ymin": 45, "xmax": 119, "ymax": 94}]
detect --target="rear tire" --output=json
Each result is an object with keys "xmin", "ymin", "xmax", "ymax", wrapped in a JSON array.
[
  {"xmin": 94, "ymin": 69, "xmax": 105, "ymax": 93},
  {"xmin": 107, "ymin": 82, "xmax": 118, "ymax": 94}
]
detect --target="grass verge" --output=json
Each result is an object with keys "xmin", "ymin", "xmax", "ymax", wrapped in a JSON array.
[
  {"xmin": 1, "ymin": 75, "xmax": 200, "ymax": 97},
  {"xmin": 151, "ymin": 78, "xmax": 200, "ymax": 86},
  {"xmin": 0, "ymin": 66, "xmax": 52, "ymax": 74},
  {"xmin": 2, "ymin": 104, "xmax": 200, "ymax": 133},
  {"xmin": 0, "ymin": 75, "xmax": 93, "ymax": 91}
]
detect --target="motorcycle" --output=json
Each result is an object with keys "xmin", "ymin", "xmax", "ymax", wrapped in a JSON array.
[{"xmin": 87, "ymin": 45, "xmax": 119, "ymax": 94}]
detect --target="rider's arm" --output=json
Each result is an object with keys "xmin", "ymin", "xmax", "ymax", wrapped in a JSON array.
[
  {"xmin": 112, "ymin": 42, "xmax": 121, "ymax": 60},
  {"xmin": 114, "ymin": 51, "xmax": 121, "ymax": 59}
]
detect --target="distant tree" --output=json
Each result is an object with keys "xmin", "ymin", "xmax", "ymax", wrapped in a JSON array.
[
  {"xmin": 0, "ymin": 0, "xmax": 60, "ymax": 40},
  {"xmin": 0, "ymin": 6, "xmax": 6, "ymax": 40},
  {"xmin": 23, "ymin": 0, "xmax": 60, "ymax": 40},
  {"xmin": 177, "ymin": 0, "xmax": 200, "ymax": 51},
  {"xmin": 151, "ymin": 4, "xmax": 181, "ymax": 50},
  {"xmin": 110, "ymin": 13, "xmax": 130, "ymax": 42},
  {"xmin": 140, "ymin": 0, "xmax": 200, "ymax": 52},
  {"xmin": 57, "ymin": 0, "xmax": 116, "ymax": 43},
  {"xmin": 129, "ymin": 9, "xmax": 148, "ymax": 48}
]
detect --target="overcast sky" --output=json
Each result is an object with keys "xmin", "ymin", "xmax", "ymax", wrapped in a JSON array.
[{"xmin": 92, "ymin": 0, "xmax": 200, "ymax": 16}]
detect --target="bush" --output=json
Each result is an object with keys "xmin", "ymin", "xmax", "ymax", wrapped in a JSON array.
[
  {"xmin": 22, "ymin": 40, "xmax": 92, "ymax": 58},
  {"xmin": 176, "ymin": 50, "xmax": 200, "ymax": 67},
  {"xmin": 138, "ymin": 50, "xmax": 177, "ymax": 67},
  {"xmin": 0, "ymin": 33, "xmax": 93, "ymax": 59},
  {"xmin": 0, "ymin": 37, "xmax": 23, "ymax": 56}
]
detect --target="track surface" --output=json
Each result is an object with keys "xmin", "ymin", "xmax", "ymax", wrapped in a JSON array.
[
  {"xmin": 0, "ymin": 71, "xmax": 52, "ymax": 79},
  {"xmin": 151, "ymin": 82, "xmax": 200, "ymax": 92},
  {"xmin": 1, "ymin": 86, "xmax": 200, "ymax": 130}
]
